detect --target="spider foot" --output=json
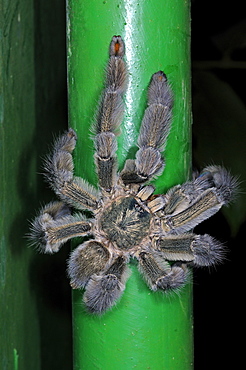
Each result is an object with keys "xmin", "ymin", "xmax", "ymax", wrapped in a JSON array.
[
  {"xmin": 83, "ymin": 256, "xmax": 128, "ymax": 314},
  {"xmin": 156, "ymin": 264, "xmax": 188, "ymax": 291},
  {"xmin": 110, "ymin": 35, "xmax": 125, "ymax": 57},
  {"xmin": 44, "ymin": 128, "xmax": 77, "ymax": 188},
  {"xmin": 68, "ymin": 241, "xmax": 111, "ymax": 289},
  {"xmin": 29, "ymin": 201, "xmax": 71, "ymax": 253},
  {"xmin": 29, "ymin": 201, "xmax": 91, "ymax": 254},
  {"xmin": 138, "ymin": 252, "xmax": 188, "ymax": 292},
  {"xmin": 192, "ymin": 234, "xmax": 226, "ymax": 267},
  {"xmin": 200, "ymin": 165, "xmax": 238, "ymax": 204}
]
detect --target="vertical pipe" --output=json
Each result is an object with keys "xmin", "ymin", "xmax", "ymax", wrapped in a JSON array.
[{"xmin": 67, "ymin": 0, "xmax": 193, "ymax": 369}]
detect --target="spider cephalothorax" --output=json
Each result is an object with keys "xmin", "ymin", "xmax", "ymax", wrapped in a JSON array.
[{"xmin": 30, "ymin": 36, "xmax": 237, "ymax": 314}]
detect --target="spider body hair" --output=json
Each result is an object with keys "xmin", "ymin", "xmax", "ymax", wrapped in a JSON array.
[{"xmin": 29, "ymin": 36, "xmax": 237, "ymax": 314}]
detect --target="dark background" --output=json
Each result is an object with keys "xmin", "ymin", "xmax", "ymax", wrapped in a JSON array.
[{"xmin": 191, "ymin": 1, "xmax": 245, "ymax": 368}]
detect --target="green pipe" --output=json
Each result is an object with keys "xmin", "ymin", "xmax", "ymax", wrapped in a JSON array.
[{"xmin": 67, "ymin": 0, "xmax": 193, "ymax": 369}]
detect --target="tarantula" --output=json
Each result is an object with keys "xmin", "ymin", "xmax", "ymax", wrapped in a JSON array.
[{"xmin": 30, "ymin": 35, "xmax": 237, "ymax": 314}]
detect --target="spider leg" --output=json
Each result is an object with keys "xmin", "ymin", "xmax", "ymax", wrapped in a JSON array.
[
  {"xmin": 44, "ymin": 129, "xmax": 99, "ymax": 211},
  {"xmin": 68, "ymin": 240, "xmax": 111, "ymax": 289},
  {"xmin": 83, "ymin": 256, "xmax": 129, "ymax": 314},
  {"xmin": 161, "ymin": 165, "xmax": 237, "ymax": 234},
  {"xmin": 138, "ymin": 251, "xmax": 188, "ymax": 291},
  {"xmin": 94, "ymin": 35, "xmax": 127, "ymax": 191},
  {"xmin": 121, "ymin": 71, "xmax": 173, "ymax": 184},
  {"xmin": 29, "ymin": 201, "xmax": 92, "ymax": 253},
  {"xmin": 155, "ymin": 233, "xmax": 225, "ymax": 267}
]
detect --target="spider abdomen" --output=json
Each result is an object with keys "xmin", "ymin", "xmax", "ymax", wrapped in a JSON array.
[{"xmin": 99, "ymin": 196, "xmax": 152, "ymax": 250}]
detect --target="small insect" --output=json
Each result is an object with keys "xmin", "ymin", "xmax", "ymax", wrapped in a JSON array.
[{"xmin": 29, "ymin": 36, "xmax": 237, "ymax": 314}]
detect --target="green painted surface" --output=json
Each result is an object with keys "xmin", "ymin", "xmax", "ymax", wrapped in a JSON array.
[
  {"xmin": 0, "ymin": 0, "xmax": 72, "ymax": 369},
  {"xmin": 67, "ymin": 0, "xmax": 193, "ymax": 369},
  {"xmin": 0, "ymin": 1, "xmax": 40, "ymax": 368}
]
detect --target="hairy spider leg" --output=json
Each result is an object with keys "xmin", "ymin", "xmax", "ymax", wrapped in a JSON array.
[
  {"xmin": 94, "ymin": 35, "xmax": 128, "ymax": 191},
  {"xmin": 68, "ymin": 240, "xmax": 112, "ymax": 289},
  {"xmin": 44, "ymin": 128, "xmax": 99, "ymax": 211},
  {"xmin": 29, "ymin": 201, "xmax": 92, "ymax": 253},
  {"xmin": 154, "ymin": 234, "xmax": 225, "ymax": 267},
  {"xmin": 83, "ymin": 256, "xmax": 129, "ymax": 314},
  {"xmin": 121, "ymin": 71, "xmax": 173, "ymax": 184},
  {"xmin": 138, "ymin": 251, "xmax": 188, "ymax": 291},
  {"xmin": 161, "ymin": 165, "xmax": 237, "ymax": 234}
]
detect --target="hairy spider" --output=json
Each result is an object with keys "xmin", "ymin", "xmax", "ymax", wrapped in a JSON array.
[{"xmin": 30, "ymin": 36, "xmax": 237, "ymax": 314}]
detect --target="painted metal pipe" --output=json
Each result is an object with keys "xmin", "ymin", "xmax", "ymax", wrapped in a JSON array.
[{"xmin": 67, "ymin": 0, "xmax": 193, "ymax": 368}]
